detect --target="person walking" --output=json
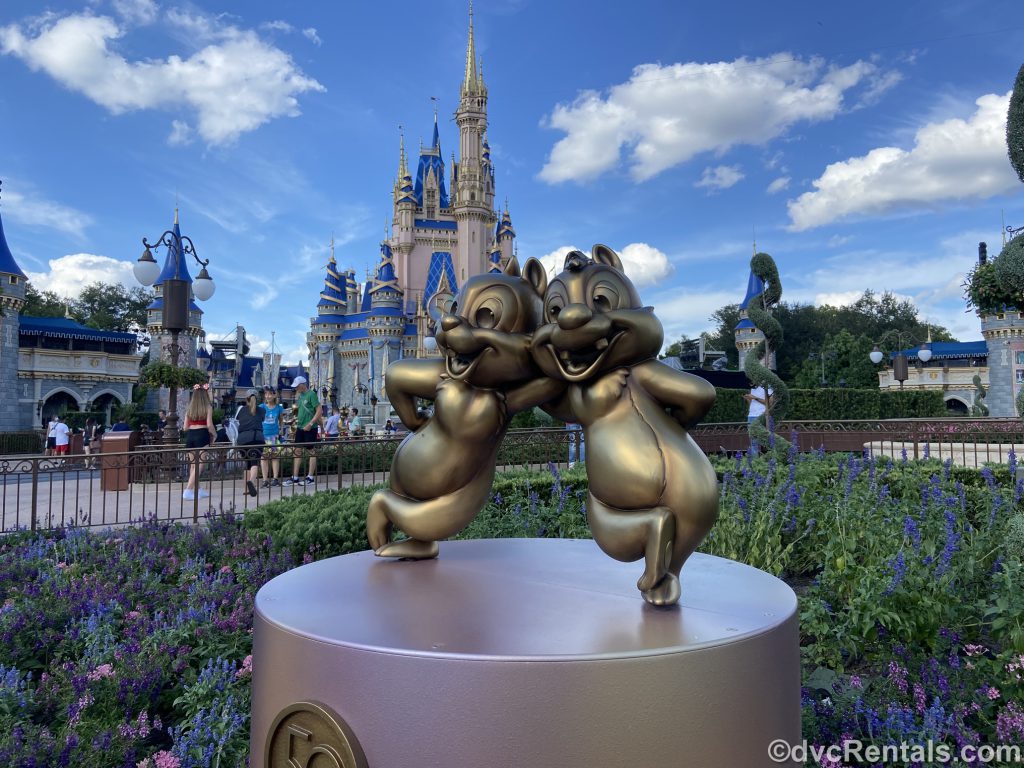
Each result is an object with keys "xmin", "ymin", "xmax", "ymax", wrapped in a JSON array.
[
  {"xmin": 52, "ymin": 416, "xmax": 71, "ymax": 465},
  {"xmin": 83, "ymin": 417, "xmax": 99, "ymax": 469},
  {"xmin": 234, "ymin": 389, "xmax": 266, "ymax": 498},
  {"xmin": 284, "ymin": 376, "xmax": 321, "ymax": 486},
  {"xmin": 182, "ymin": 384, "xmax": 216, "ymax": 500},
  {"xmin": 260, "ymin": 389, "xmax": 284, "ymax": 487},
  {"xmin": 45, "ymin": 415, "xmax": 58, "ymax": 456},
  {"xmin": 348, "ymin": 407, "xmax": 363, "ymax": 436}
]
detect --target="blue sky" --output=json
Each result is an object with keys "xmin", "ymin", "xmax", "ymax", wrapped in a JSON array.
[{"xmin": 1, "ymin": 0, "xmax": 1022, "ymax": 364}]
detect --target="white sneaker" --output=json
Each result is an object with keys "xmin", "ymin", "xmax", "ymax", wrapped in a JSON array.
[
  {"xmin": 182, "ymin": 490, "xmax": 195, "ymax": 500},
  {"xmin": 198, "ymin": 489, "xmax": 210, "ymax": 498}
]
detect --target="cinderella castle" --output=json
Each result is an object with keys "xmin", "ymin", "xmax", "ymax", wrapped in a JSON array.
[{"xmin": 306, "ymin": 8, "xmax": 516, "ymax": 421}]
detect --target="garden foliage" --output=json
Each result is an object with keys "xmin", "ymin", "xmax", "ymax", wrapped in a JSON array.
[
  {"xmin": 3, "ymin": 451, "xmax": 1024, "ymax": 764},
  {"xmin": 706, "ymin": 387, "xmax": 947, "ymax": 422}
]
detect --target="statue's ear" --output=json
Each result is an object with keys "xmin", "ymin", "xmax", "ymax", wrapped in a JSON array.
[
  {"xmin": 523, "ymin": 257, "xmax": 548, "ymax": 297},
  {"xmin": 503, "ymin": 255, "xmax": 521, "ymax": 277},
  {"xmin": 592, "ymin": 244, "xmax": 623, "ymax": 272}
]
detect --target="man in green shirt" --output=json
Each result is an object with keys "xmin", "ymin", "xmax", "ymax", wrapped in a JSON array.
[{"xmin": 284, "ymin": 376, "xmax": 322, "ymax": 486}]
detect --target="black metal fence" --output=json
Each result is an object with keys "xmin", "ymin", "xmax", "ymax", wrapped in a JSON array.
[
  {"xmin": 0, "ymin": 429, "xmax": 582, "ymax": 534},
  {"xmin": 2, "ymin": 420, "xmax": 1021, "ymax": 534}
]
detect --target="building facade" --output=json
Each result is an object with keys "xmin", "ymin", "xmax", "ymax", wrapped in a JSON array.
[{"xmin": 307, "ymin": 9, "xmax": 515, "ymax": 422}]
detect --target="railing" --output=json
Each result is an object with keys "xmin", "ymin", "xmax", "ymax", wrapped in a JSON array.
[
  {"xmin": 690, "ymin": 418, "xmax": 1024, "ymax": 466},
  {"xmin": 3, "ymin": 420, "xmax": 1019, "ymax": 535},
  {"xmin": 0, "ymin": 429, "xmax": 583, "ymax": 534}
]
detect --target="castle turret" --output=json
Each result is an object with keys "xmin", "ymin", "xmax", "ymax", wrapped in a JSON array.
[
  {"xmin": 978, "ymin": 239, "xmax": 1024, "ymax": 415},
  {"xmin": 734, "ymin": 268, "xmax": 766, "ymax": 372},
  {"xmin": 453, "ymin": 2, "xmax": 496, "ymax": 284},
  {"xmin": 497, "ymin": 205, "xmax": 515, "ymax": 267},
  {"xmin": 0, "ymin": 181, "xmax": 28, "ymax": 430}
]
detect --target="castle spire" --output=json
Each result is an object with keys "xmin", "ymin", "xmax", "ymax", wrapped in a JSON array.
[
  {"xmin": 462, "ymin": 0, "xmax": 480, "ymax": 96},
  {"xmin": 398, "ymin": 126, "xmax": 408, "ymax": 180}
]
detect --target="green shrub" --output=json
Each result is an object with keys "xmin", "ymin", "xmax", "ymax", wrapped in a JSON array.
[
  {"xmin": 704, "ymin": 388, "xmax": 747, "ymax": 423},
  {"xmin": 64, "ymin": 411, "xmax": 106, "ymax": 430},
  {"xmin": 0, "ymin": 431, "xmax": 43, "ymax": 455},
  {"xmin": 878, "ymin": 389, "xmax": 946, "ymax": 418}
]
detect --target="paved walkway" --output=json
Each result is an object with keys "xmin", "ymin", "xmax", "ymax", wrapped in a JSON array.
[{"xmin": 0, "ymin": 465, "xmax": 392, "ymax": 532}]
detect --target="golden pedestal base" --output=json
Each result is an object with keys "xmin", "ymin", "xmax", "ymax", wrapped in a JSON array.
[{"xmin": 251, "ymin": 539, "xmax": 800, "ymax": 767}]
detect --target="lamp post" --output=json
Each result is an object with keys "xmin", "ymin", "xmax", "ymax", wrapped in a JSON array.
[
  {"xmin": 869, "ymin": 327, "xmax": 932, "ymax": 390},
  {"xmin": 133, "ymin": 217, "xmax": 215, "ymax": 443},
  {"xmin": 807, "ymin": 349, "xmax": 837, "ymax": 386}
]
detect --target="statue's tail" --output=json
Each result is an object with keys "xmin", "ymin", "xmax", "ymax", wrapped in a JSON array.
[{"xmin": 369, "ymin": 463, "xmax": 497, "ymax": 545}]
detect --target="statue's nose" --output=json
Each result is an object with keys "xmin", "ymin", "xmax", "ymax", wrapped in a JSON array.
[
  {"xmin": 557, "ymin": 304, "xmax": 592, "ymax": 330},
  {"xmin": 441, "ymin": 315, "xmax": 461, "ymax": 332}
]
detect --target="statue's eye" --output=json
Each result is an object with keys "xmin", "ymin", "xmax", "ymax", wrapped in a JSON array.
[
  {"xmin": 547, "ymin": 299, "xmax": 563, "ymax": 321},
  {"xmin": 591, "ymin": 283, "xmax": 620, "ymax": 312},
  {"xmin": 476, "ymin": 307, "xmax": 496, "ymax": 329}
]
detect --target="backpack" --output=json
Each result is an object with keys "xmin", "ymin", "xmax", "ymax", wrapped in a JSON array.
[{"xmin": 226, "ymin": 406, "xmax": 241, "ymax": 445}]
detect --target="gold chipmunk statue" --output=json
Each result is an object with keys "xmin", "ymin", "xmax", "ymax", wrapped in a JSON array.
[
  {"xmin": 531, "ymin": 245, "xmax": 720, "ymax": 606},
  {"xmin": 366, "ymin": 256, "xmax": 561, "ymax": 559}
]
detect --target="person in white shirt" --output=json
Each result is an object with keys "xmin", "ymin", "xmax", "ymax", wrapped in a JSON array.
[
  {"xmin": 744, "ymin": 386, "xmax": 771, "ymax": 423},
  {"xmin": 46, "ymin": 415, "xmax": 59, "ymax": 456},
  {"xmin": 52, "ymin": 416, "xmax": 71, "ymax": 460}
]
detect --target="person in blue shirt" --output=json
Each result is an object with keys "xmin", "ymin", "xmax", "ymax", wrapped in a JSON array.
[
  {"xmin": 111, "ymin": 417, "xmax": 131, "ymax": 432},
  {"xmin": 259, "ymin": 388, "xmax": 285, "ymax": 487}
]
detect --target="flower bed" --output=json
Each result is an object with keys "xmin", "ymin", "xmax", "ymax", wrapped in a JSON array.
[{"xmin": 2, "ymin": 451, "xmax": 1023, "ymax": 766}]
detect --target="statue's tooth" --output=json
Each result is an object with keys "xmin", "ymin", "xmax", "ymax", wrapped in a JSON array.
[{"xmin": 595, "ymin": 337, "xmax": 609, "ymax": 350}]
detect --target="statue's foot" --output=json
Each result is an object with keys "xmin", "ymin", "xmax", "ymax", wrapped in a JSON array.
[
  {"xmin": 375, "ymin": 538, "xmax": 439, "ymax": 560},
  {"xmin": 366, "ymin": 498, "xmax": 391, "ymax": 551},
  {"xmin": 641, "ymin": 573, "xmax": 680, "ymax": 607},
  {"xmin": 637, "ymin": 537, "xmax": 673, "ymax": 592}
]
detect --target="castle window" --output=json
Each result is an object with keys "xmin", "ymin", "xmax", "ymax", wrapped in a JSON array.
[{"xmin": 8, "ymin": 276, "xmax": 16, "ymax": 285}]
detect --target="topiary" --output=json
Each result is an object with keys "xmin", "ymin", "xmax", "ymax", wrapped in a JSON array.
[
  {"xmin": 1009, "ymin": 62, "xmax": 1024, "ymax": 184},
  {"xmin": 991, "ymin": 235, "xmax": 1024, "ymax": 306},
  {"xmin": 744, "ymin": 252, "xmax": 790, "ymax": 452},
  {"xmin": 971, "ymin": 374, "xmax": 988, "ymax": 417}
]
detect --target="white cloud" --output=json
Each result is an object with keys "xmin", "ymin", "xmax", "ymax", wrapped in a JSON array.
[
  {"xmin": 260, "ymin": 20, "xmax": 294, "ymax": 33},
  {"xmin": 539, "ymin": 55, "xmax": 891, "ymax": 183},
  {"xmin": 303, "ymin": 28, "xmax": 321, "ymax": 46},
  {"xmin": 535, "ymin": 243, "xmax": 672, "ymax": 289},
  {"xmin": 111, "ymin": 0, "xmax": 158, "ymax": 25},
  {"xmin": 27, "ymin": 253, "xmax": 135, "ymax": 297},
  {"xmin": 0, "ymin": 11, "xmax": 325, "ymax": 145},
  {"xmin": 167, "ymin": 119, "xmax": 192, "ymax": 146},
  {"xmin": 827, "ymin": 234, "xmax": 852, "ymax": 248},
  {"xmin": 766, "ymin": 176, "xmax": 790, "ymax": 194},
  {"xmin": 787, "ymin": 92, "xmax": 1019, "ymax": 231},
  {"xmin": 1, "ymin": 187, "xmax": 92, "ymax": 235},
  {"xmin": 695, "ymin": 164, "xmax": 744, "ymax": 191},
  {"xmin": 646, "ymin": 288, "xmax": 739, "ymax": 343}
]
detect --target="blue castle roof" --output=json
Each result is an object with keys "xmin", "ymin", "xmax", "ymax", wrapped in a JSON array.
[
  {"xmin": 422, "ymin": 251, "xmax": 458, "ymax": 308},
  {"xmin": 739, "ymin": 270, "xmax": 765, "ymax": 310},
  {"xmin": 894, "ymin": 340, "xmax": 987, "ymax": 361},
  {"xmin": 0, "ymin": 201, "xmax": 27, "ymax": 278},
  {"xmin": 155, "ymin": 216, "xmax": 193, "ymax": 285},
  {"xmin": 318, "ymin": 257, "xmax": 347, "ymax": 308},
  {"xmin": 414, "ymin": 118, "xmax": 450, "ymax": 208},
  {"xmin": 488, "ymin": 249, "xmax": 502, "ymax": 274},
  {"xmin": 20, "ymin": 316, "xmax": 137, "ymax": 343}
]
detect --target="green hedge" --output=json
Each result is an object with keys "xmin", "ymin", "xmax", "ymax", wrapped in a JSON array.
[
  {"xmin": 63, "ymin": 411, "xmax": 106, "ymax": 431},
  {"xmin": 0, "ymin": 432, "xmax": 44, "ymax": 455},
  {"xmin": 705, "ymin": 387, "xmax": 948, "ymax": 422},
  {"xmin": 128, "ymin": 410, "xmax": 160, "ymax": 430}
]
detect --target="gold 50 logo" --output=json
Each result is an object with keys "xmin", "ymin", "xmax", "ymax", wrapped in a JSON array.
[{"xmin": 265, "ymin": 702, "xmax": 368, "ymax": 768}]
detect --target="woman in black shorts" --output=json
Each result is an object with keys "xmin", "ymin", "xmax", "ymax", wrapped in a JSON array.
[
  {"xmin": 234, "ymin": 389, "xmax": 266, "ymax": 497},
  {"xmin": 183, "ymin": 384, "xmax": 216, "ymax": 500}
]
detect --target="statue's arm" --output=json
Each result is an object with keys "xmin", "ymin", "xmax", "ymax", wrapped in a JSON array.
[
  {"xmin": 385, "ymin": 359, "xmax": 444, "ymax": 430},
  {"xmin": 504, "ymin": 376, "xmax": 567, "ymax": 416},
  {"xmin": 633, "ymin": 361, "xmax": 716, "ymax": 429}
]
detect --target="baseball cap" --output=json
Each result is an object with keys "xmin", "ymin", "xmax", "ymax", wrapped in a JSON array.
[
  {"xmin": 245, "ymin": 388, "xmax": 259, "ymax": 398},
  {"xmin": 292, "ymin": 376, "xmax": 308, "ymax": 388}
]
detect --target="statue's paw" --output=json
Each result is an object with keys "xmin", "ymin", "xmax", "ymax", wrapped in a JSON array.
[
  {"xmin": 375, "ymin": 539, "xmax": 439, "ymax": 560},
  {"xmin": 366, "ymin": 503, "xmax": 390, "ymax": 551},
  {"xmin": 641, "ymin": 573, "xmax": 680, "ymax": 607}
]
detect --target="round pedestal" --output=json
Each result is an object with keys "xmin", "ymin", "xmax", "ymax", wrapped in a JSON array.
[{"xmin": 251, "ymin": 539, "xmax": 800, "ymax": 768}]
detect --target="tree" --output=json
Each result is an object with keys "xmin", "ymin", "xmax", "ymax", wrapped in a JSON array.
[
  {"xmin": 23, "ymin": 283, "xmax": 68, "ymax": 318},
  {"xmin": 689, "ymin": 290, "xmax": 955, "ymax": 384},
  {"xmin": 790, "ymin": 329, "xmax": 878, "ymax": 389},
  {"xmin": 1009, "ymin": 62, "xmax": 1024, "ymax": 184},
  {"xmin": 74, "ymin": 282, "xmax": 153, "ymax": 333}
]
